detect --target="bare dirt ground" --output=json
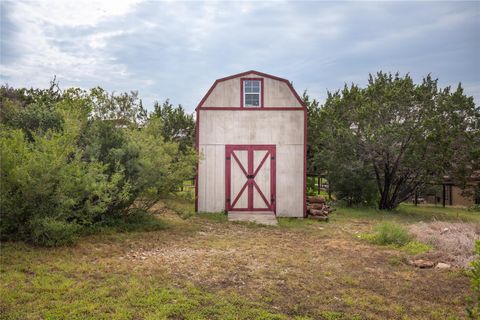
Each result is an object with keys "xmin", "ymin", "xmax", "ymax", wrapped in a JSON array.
[
  {"xmin": 102, "ymin": 209, "xmax": 472, "ymax": 319},
  {"xmin": 1, "ymin": 203, "xmax": 477, "ymax": 319}
]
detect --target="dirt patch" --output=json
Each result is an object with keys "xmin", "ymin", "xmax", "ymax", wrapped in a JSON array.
[
  {"xmin": 3, "ymin": 205, "xmax": 474, "ymax": 319},
  {"xmin": 409, "ymin": 221, "xmax": 480, "ymax": 267}
]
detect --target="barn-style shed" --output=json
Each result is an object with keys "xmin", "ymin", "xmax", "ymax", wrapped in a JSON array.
[{"xmin": 195, "ymin": 71, "xmax": 306, "ymax": 217}]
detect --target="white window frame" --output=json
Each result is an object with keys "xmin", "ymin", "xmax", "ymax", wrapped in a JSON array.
[{"xmin": 243, "ymin": 79, "xmax": 262, "ymax": 108}]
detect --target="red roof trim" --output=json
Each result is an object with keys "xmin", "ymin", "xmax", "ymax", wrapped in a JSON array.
[{"xmin": 196, "ymin": 70, "xmax": 306, "ymax": 110}]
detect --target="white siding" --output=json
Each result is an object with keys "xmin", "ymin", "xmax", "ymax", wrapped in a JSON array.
[{"xmin": 198, "ymin": 109, "xmax": 304, "ymax": 217}]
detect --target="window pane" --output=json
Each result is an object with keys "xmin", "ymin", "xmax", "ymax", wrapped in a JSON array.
[
  {"xmin": 244, "ymin": 80, "xmax": 260, "ymax": 93},
  {"xmin": 243, "ymin": 80, "xmax": 261, "ymax": 107},
  {"xmin": 245, "ymin": 93, "xmax": 260, "ymax": 107}
]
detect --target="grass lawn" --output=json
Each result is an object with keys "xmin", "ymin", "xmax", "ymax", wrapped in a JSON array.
[{"xmin": 1, "ymin": 201, "xmax": 478, "ymax": 319}]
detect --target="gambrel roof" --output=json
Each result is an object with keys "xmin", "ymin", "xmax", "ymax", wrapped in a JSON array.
[{"xmin": 196, "ymin": 70, "xmax": 306, "ymax": 109}]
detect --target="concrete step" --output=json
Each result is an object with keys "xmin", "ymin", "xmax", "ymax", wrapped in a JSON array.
[{"xmin": 228, "ymin": 211, "xmax": 278, "ymax": 226}]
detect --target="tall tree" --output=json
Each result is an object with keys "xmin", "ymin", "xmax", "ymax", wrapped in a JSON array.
[
  {"xmin": 304, "ymin": 91, "xmax": 322, "ymax": 175},
  {"xmin": 316, "ymin": 72, "xmax": 479, "ymax": 210},
  {"xmin": 151, "ymin": 99, "xmax": 195, "ymax": 152}
]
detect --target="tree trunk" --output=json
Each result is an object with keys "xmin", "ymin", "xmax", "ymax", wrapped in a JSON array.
[{"xmin": 378, "ymin": 195, "xmax": 398, "ymax": 210}]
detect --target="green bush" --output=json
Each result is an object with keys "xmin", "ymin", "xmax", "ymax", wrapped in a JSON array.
[
  {"xmin": 327, "ymin": 164, "xmax": 378, "ymax": 206},
  {"xmin": 0, "ymin": 85, "xmax": 196, "ymax": 246},
  {"xmin": 369, "ymin": 222, "xmax": 412, "ymax": 246},
  {"xmin": 85, "ymin": 210, "xmax": 167, "ymax": 234},
  {"xmin": 29, "ymin": 217, "xmax": 80, "ymax": 246},
  {"xmin": 374, "ymin": 222, "xmax": 411, "ymax": 246},
  {"xmin": 0, "ymin": 118, "xmax": 123, "ymax": 245}
]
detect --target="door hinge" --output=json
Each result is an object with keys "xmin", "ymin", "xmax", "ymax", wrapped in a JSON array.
[
  {"xmin": 226, "ymin": 156, "xmax": 231, "ymax": 160},
  {"xmin": 271, "ymin": 156, "xmax": 275, "ymax": 160}
]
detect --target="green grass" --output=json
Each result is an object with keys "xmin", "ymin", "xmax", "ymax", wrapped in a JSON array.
[
  {"xmin": 371, "ymin": 222, "xmax": 412, "ymax": 246},
  {"xmin": 0, "ymin": 200, "xmax": 473, "ymax": 319},
  {"xmin": 197, "ymin": 212, "xmax": 228, "ymax": 223},
  {"xmin": 358, "ymin": 221, "xmax": 432, "ymax": 255},
  {"xmin": 163, "ymin": 197, "xmax": 196, "ymax": 218},
  {"xmin": 400, "ymin": 241, "xmax": 432, "ymax": 255},
  {"xmin": 0, "ymin": 253, "xmax": 288, "ymax": 320},
  {"xmin": 331, "ymin": 203, "xmax": 480, "ymax": 224},
  {"xmin": 277, "ymin": 217, "xmax": 326, "ymax": 228},
  {"xmin": 85, "ymin": 211, "xmax": 168, "ymax": 235}
]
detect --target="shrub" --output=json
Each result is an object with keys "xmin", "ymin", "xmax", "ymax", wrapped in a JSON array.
[
  {"xmin": 29, "ymin": 217, "xmax": 80, "ymax": 247},
  {"xmin": 327, "ymin": 164, "xmax": 378, "ymax": 206},
  {"xmin": 374, "ymin": 222, "xmax": 412, "ymax": 246},
  {"xmin": 363, "ymin": 222, "xmax": 412, "ymax": 246},
  {"xmin": 0, "ymin": 121, "xmax": 123, "ymax": 245},
  {"xmin": 0, "ymin": 85, "xmax": 196, "ymax": 246},
  {"xmin": 125, "ymin": 116, "xmax": 197, "ymax": 211},
  {"xmin": 467, "ymin": 240, "xmax": 480, "ymax": 319},
  {"xmin": 86, "ymin": 210, "xmax": 167, "ymax": 234}
]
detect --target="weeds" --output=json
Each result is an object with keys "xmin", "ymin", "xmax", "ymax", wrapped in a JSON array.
[
  {"xmin": 359, "ymin": 222, "xmax": 432, "ymax": 256},
  {"xmin": 364, "ymin": 222, "xmax": 411, "ymax": 246},
  {"xmin": 400, "ymin": 241, "xmax": 432, "ymax": 255},
  {"xmin": 466, "ymin": 240, "xmax": 480, "ymax": 319}
]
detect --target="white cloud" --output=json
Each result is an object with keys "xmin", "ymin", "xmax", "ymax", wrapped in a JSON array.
[
  {"xmin": 15, "ymin": 0, "xmax": 141, "ymax": 27},
  {"xmin": 0, "ymin": 0, "xmax": 141, "ymax": 88}
]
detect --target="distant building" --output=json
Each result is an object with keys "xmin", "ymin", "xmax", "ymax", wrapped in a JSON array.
[{"xmin": 421, "ymin": 173, "xmax": 480, "ymax": 207}]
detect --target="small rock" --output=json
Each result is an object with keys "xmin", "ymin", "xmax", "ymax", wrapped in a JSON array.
[
  {"xmin": 440, "ymin": 228, "xmax": 449, "ymax": 234},
  {"xmin": 435, "ymin": 262, "xmax": 451, "ymax": 269},
  {"xmin": 409, "ymin": 259, "xmax": 435, "ymax": 268}
]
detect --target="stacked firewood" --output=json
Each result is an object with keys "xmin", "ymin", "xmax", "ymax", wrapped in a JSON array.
[{"xmin": 306, "ymin": 196, "xmax": 334, "ymax": 221}]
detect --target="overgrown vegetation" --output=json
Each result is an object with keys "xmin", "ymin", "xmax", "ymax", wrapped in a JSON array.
[
  {"xmin": 0, "ymin": 82, "xmax": 196, "ymax": 246},
  {"xmin": 360, "ymin": 222, "xmax": 411, "ymax": 246},
  {"xmin": 358, "ymin": 221, "xmax": 432, "ymax": 256},
  {"xmin": 305, "ymin": 73, "xmax": 480, "ymax": 210},
  {"xmin": 467, "ymin": 240, "xmax": 480, "ymax": 319}
]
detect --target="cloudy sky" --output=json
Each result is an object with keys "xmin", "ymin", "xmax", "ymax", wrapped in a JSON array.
[{"xmin": 1, "ymin": 0, "xmax": 479, "ymax": 112}]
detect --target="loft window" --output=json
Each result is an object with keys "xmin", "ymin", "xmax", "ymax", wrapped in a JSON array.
[{"xmin": 243, "ymin": 79, "xmax": 262, "ymax": 107}]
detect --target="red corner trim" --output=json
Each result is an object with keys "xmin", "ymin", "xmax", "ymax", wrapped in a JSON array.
[
  {"xmin": 195, "ymin": 108, "xmax": 199, "ymax": 212},
  {"xmin": 196, "ymin": 70, "xmax": 306, "ymax": 109},
  {"xmin": 303, "ymin": 107, "xmax": 307, "ymax": 217}
]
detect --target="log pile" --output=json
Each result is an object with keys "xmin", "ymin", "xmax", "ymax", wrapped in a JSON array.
[{"xmin": 306, "ymin": 196, "xmax": 334, "ymax": 221}]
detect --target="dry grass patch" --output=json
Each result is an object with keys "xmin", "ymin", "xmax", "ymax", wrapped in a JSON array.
[
  {"xmin": 409, "ymin": 221, "xmax": 480, "ymax": 267},
  {"xmin": 1, "ymin": 202, "xmax": 477, "ymax": 319}
]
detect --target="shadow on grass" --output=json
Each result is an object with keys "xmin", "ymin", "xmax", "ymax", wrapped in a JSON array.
[{"xmin": 84, "ymin": 210, "xmax": 168, "ymax": 236}]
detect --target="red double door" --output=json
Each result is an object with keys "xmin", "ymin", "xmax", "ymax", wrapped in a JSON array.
[{"xmin": 225, "ymin": 145, "xmax": 276, "ymax": 212}]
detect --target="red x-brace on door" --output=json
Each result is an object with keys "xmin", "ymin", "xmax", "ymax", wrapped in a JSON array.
[{"xmin": 225, "ymin": 145, "xmax": 276, "ymax": 212}]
